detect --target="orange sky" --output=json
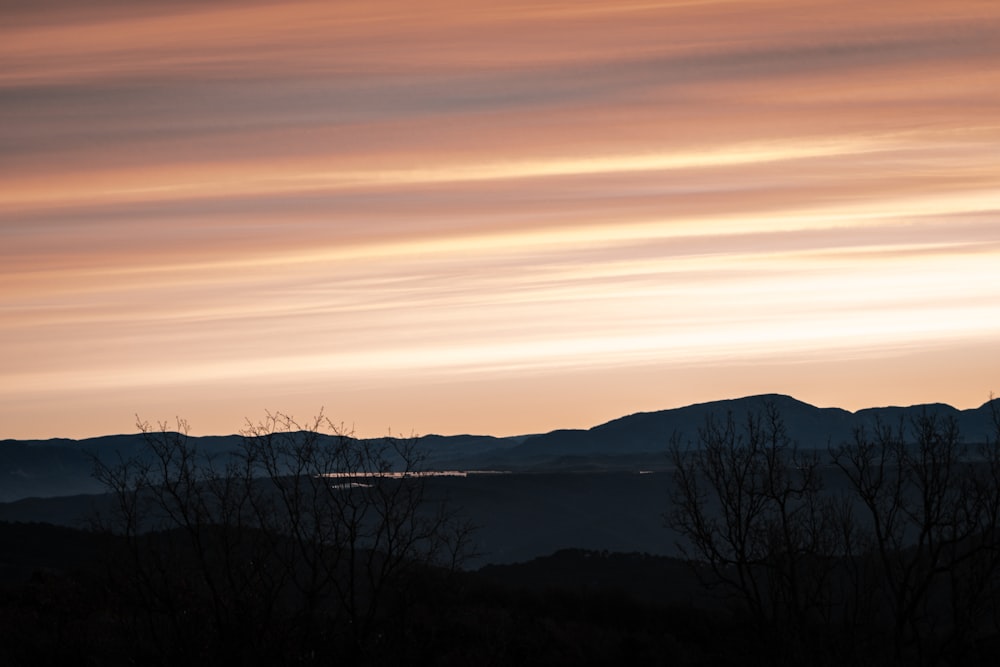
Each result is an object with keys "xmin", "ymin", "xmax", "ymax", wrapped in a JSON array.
[{"xmin": 2, "ymin": 0, "xmax": 999, "ymax": 439}]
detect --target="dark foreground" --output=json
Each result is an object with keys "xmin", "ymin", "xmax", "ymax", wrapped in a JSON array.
[{"xmin": 1, "ymin": 520, "xmax": 998, "ymax": 667}]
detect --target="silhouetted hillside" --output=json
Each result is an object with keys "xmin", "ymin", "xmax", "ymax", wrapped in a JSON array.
[
  {"xmin": 504, "ymin": 394, "xmax": 999, "ymax": 460},
  {"xmin": 3, "ymin": 395, "xmax": 998, "ymax": 502}
]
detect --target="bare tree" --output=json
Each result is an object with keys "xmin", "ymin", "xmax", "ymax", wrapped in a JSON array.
[
  {"xmin": 667, "ymin": 401, "xmax": 839, "ymax": 631},
  {"xmin": 832, "ymin": 407, "xmax": 1000, "ymax": 664},
  {"xmin": 91, "ymin": 411, "xmax": 476, "ymax": 664},
  {"xmin": 667, "ymin": 396, "xmax": 1000, "ymax": 666}
]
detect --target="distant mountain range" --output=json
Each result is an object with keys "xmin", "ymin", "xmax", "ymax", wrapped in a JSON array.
[
  {"xmin": 2, "ymin": 394, "xmax": 998, "ymax": 503},
  {"xmin": 504, "ymin": 394, "xmax": 998, "ymax": 462}
]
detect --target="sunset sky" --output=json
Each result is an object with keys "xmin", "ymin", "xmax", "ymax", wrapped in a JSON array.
[{"xmin": 3, "ymin": 0, "xmax": 999, "ymax": 440}]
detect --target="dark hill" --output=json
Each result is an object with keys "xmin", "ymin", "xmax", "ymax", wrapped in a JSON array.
[
  {"xmin": 2, "ymin": 395, "xmax": 997, "ymax": 501},
  {"xmin": 496, "ymin": 394, "xmax": 998, "ymax": 465}
]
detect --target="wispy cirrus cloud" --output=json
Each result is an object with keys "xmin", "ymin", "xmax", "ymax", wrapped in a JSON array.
[{"xmin": 2, "ymin": 0, "xmax": 999, "ymax": 438}]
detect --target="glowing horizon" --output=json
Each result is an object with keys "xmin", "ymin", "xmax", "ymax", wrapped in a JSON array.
[{"xmin": 2, "ymin": 0, "xmax": 999, "ymax": 439}]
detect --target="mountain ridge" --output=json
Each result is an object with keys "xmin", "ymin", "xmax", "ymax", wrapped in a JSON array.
[{"xmin": 2, "ymin": 394, "xmax": 997, "ymax": 502}]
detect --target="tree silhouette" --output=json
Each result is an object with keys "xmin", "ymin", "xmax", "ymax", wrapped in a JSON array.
[
  {"xmin": 666, "ymin": 402, "xmax": 839, "ymax": 632},
  {"xmin": 91, "ymin": 411, "xmax": 475, "ymax": 664},
  {"xmin": 667, "ymin": 397, "xmax": 1000, "ymax": 666}
]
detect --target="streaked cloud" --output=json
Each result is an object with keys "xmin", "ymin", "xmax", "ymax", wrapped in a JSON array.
[{"xmin": 2, "ymin": 0, "xmax": 999, "ymax": 438}]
